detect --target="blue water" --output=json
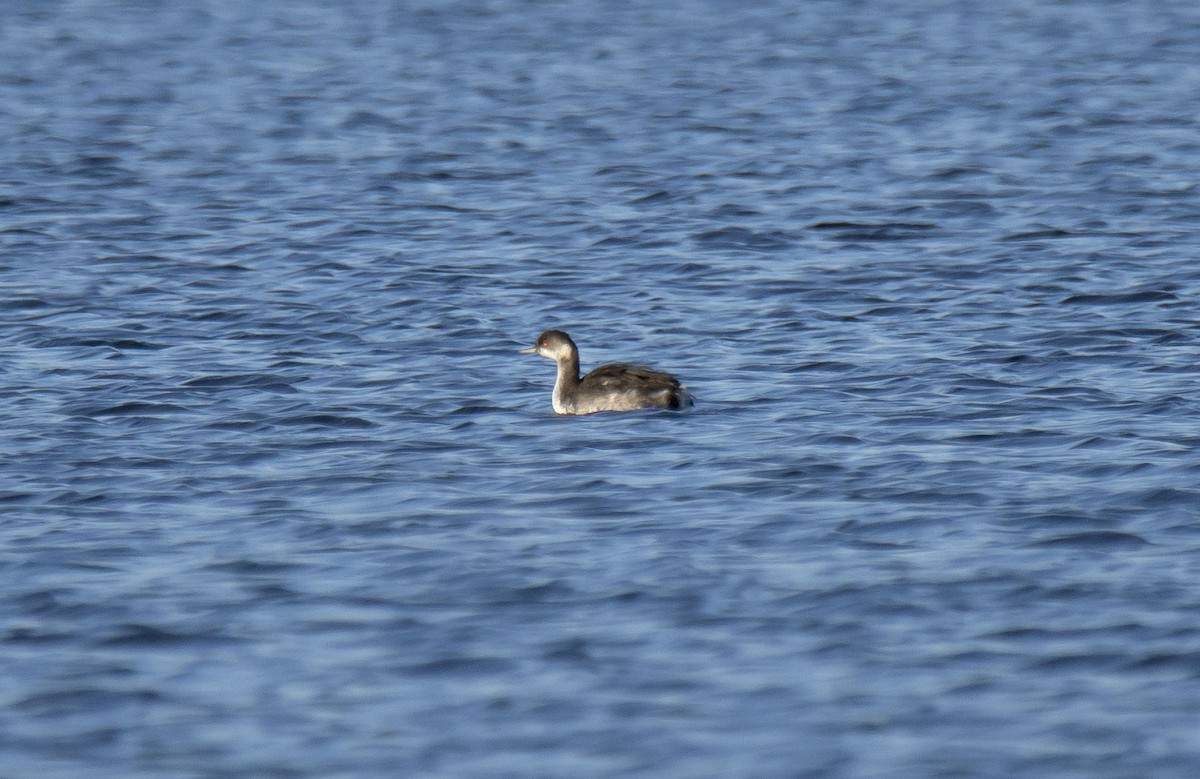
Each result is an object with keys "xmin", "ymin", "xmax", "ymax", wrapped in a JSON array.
[{"xmin": 4, "ymin": 1, "xmax": 1200, "ymax": 776}]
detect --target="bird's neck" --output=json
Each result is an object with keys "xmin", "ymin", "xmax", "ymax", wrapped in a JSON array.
[{"xmin": 552, "ymin": 354, "xmax": 581, "ymax": 413}]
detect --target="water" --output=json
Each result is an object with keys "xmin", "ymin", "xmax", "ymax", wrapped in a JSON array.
[{"xmin": 4, "ymin": 1, "xmax": 1200, "ymax": 776}]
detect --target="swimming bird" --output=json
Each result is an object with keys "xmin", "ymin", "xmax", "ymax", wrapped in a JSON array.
[{"xmin": 520, "ymin": 329, "xmax": 692, "ymax": 415}]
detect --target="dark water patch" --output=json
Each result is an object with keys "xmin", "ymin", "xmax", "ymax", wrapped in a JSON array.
[
  {"xmin": 276, "ymin": 412, "xmax": 377, "ymax": 429},
  {"xmin": 96, "ymin": 623, "xmax": 236, "ymax": 648},
  {"xmin": 202, "ymin": 559, "xmax": 308, "ymax": 575},
  {"xmin": 1122, "ymin": 487, "xmax": 1200, "ymax": 509},
  {"xmin": 1029, "ymin": 531, "xmax": 1150, "ymax": 549},
  {"xmin": 340, "ymin": 110, "xmax": 403, "ymax": 131},
  {"xmin": 628, "ymin": 190, "xmax": 677, "ymax": 205},
  {"xmin": 2, "ymin": 296, "xmax": 53, "ymax": 310},
  {"xmin": 0, "ymin": 490, "xmax": 40, "ymax": 505},
  {"xmin": 693, "ymin": 226, "xmax": 794, "ymax": 250},
  {"xmin": 202, "ymin": 416, "xmax": 273, "ymax": 432},
  {"xmin": 858, "ymin": 304, "xmax": 931, "ymax": 318},
  {"xmin": 1060, "ymin": 290, "xmax": 1179, "ymax": 305},
  {"xmin": 247, "ymin": 583, "xmax": 303, "ymax": 601},
  {"xmin": 82, "ymin": 401, "xmax": 190, "ymax": 417},
  {"xmin": 4, "ymin": 625, "xmax": 76, "ymax": 644},
  {"xmin": 926, "ymin": 199, "xmax": 1000, "ymax": 217},
  {"xmin": 403, "ymin": 656, "xmax": 516, "ymax": 676},
  {"xmin": 708, "ymin": 203, "xmax": 763, "ymax": 218},
  {"xmin": 14, "ymin": 687, "xmax": 163, "ymax": 715},
  {"xmin": 589, "ymin": 234, "xmax": 645, "ymax": 248},
  {"xmin": 1001, "ymin": 227, "xmax": 1076, "ymax": 241},
  {"xmin": 182, "ymin": 374, "xmax": 300, "ymax": 393},
  {"xmin": 807, "ymin": 220, "xmax": 938, "ymax": 240},
  {"xmin": 1125, "ymin": 651, "xmax": 1200, "ymax": 673},
  {"xmin": 30, "ymin": 335, "xmax": 168, "ymax": 350},
  {"xmin": 542, "ymin": 637, "xmax": 592, "ymax": 662},
  {"xmin": 784, "ymin": 360, "xmax": 859, "ymax": 374},
  {"xmin": 982, "ymin": 622, "xmax": 1148, "ymax": 642},
  {"xmin": 945, "ymin": 428, "xmax": 1075, "ymax": 446},
  {"xmin": 1030, "ymin": 652, "xmax": 1128, "ymax": 671}
]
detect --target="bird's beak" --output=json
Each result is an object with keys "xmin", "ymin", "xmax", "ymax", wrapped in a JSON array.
[{"xmin": 518, "ymin": 345, "xmax": 537, "ymax": 354}]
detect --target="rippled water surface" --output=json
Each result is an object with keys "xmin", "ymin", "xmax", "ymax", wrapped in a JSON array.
[{"xmin": 5, "ymin": 1, "xmax": 1200, "ymax": 776}]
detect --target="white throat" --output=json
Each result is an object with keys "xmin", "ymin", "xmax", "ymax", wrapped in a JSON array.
[{"xmin": 551, "ymin": 368, "xmax": 571, "ymax": 414}]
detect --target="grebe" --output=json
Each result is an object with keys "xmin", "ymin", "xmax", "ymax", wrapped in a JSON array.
[{"xmin": 520, "ymin": 330, "xmax": 692, "ymax": 415}]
